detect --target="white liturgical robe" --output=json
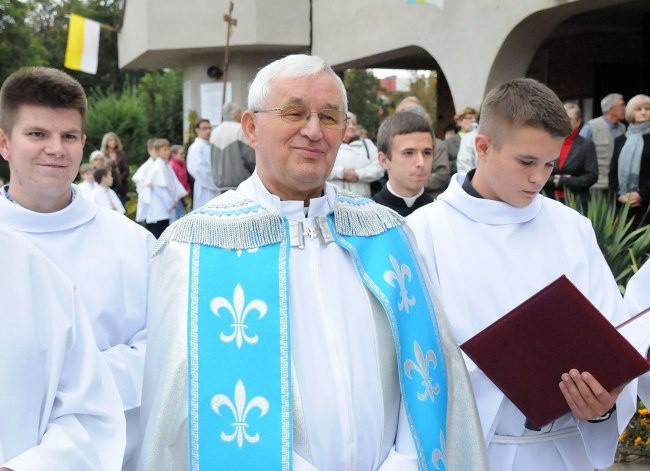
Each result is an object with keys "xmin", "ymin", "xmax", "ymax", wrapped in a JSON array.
[
  {"xmin": 623, "ymin": 260, "xmax": 650, "ymax": 407},
  {"xmin": 407, "ymin": 174, "xmax": 637, "ymax": 471},
  {"xmin": 138, "ymin": 173, "xmax": 488, "ymax": 470},
  {"xmin": 0, "ymin": 185, "xmax": 154, "ymax": 469},
  {"xmin": 187, "ymin": 137, "xmax": 219, "ymax": 209},
  {"xmin": 0, "ymin": 228, "xmax": 125, "ymax": 470}
]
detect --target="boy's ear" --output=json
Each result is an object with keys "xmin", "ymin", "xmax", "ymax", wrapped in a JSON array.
[
  {"xmin": 378, "ymin": 151, "xmax": 390, "ymax": 171},
  {"xmin": 0, "ymin": 128, "xmax": 10, "ymax": 162},
  {"xmin": 474, "ymin": 134, "xmax": 490, "ymax": 159}
]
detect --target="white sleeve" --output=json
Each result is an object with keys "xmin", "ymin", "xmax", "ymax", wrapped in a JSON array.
[
  {"xmin": 2, "ymin": 249, "xmax": 125, "ymax": 471},
  {"xmin": 355, "ymin": 139, "xmax": 385, "ymax": 183},
  {"xmin": 456, "ymin": 133, "xmax": 477, "ymax": 175}
]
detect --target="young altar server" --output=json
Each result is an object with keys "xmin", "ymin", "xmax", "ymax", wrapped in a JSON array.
[
  {"xmin": 0, "ymin": 228, "xmax": 125, "ymax": 470},
  {"xmin": 137, "ymin": 54, "xmax": 488, "ymax": 470},
  {"xmin": 407, "ymin": 78, "xmax": 637, "ymax": 471},
  {"xmin": 0, "ymin": 67, "xmax": 154, "ymax": 470}
]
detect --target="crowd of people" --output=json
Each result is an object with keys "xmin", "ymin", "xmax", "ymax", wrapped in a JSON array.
[{"xmin": 0, "ymin": 55, "xmax": 648, "ymax": 471}]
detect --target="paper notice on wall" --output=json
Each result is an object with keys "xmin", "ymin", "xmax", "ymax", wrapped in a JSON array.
[{"xmin": 200, "ymin": 82, "xmax": 232, "ymax": 125}]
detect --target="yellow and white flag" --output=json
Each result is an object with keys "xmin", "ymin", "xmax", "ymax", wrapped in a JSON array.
[{"xmin": 64, "ymin": 13, "xmax": 100, "ymax": 74}]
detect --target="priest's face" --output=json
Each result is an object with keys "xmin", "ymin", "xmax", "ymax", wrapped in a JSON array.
[
  {"xmin": 0, "ymin": 104, "xmax": 85, "ymax": 212},
  {"xmin": 472, "ymin": 126, "xmax": 562, "ymax": 207},
  {"xmin": 242, "ymin": 71, "xmax": 346, "ymax": 203}
]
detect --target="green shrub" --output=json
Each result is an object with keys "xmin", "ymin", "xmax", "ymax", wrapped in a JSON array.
[
  {"xmin": 85, "ymin": 88, "xmax": 150, "ymax": 166},
  {"xmin": 566, "ymin": 191, "xmax": 650, "ymax": 291}
]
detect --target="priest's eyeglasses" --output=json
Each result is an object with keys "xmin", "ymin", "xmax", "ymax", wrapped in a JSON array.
[{"xmin": 254, "ymin": 106, "xmax": 348, "ymax": 129}]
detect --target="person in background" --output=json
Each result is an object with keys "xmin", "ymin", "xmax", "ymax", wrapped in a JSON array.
[
  {"xmin": 209, "ymin": 102, "xmax": 255, "ymax": 192},
  {"xmin": 328, "ymin": 111, "xmax": 384, "ymax": 197},
  {"xmin": 101, "ymin": 131, "xmax": 129, "ymax": 203},
  {"xmin": 373, "ymin": 111, "xmax": 434, "ymax": 216},
  {"xmin": 0, "ymin": 66, "xmax": 154, "ymax": 470},
  {"xmin": 77, "ymin": 162, "xmax": 96, "ymax": 200},
  {"xmin": 445, "ymin": 106, "xmax": 479, "ymax": 175},
  {"xmin": 580, "ymin": 93, "xmax": 626, "ymax": 195},
  {"xmin": 89, "ymin": 149, "xmax": 107, "ymax": 169},
  {"xmin": 187, "ymin": 119, "xmax": 219, "ymax": 209},
  {"xmin": 609, "ymin": 93, "xmax": 650, "ymax": 228},
  {"xmin": 395, "ymin": 96, "xmax": 450, "ymax": 198},
  {"xmin": 169, "ymin": 144, "xmax": 190, "ymax": 220},
  {"xmin": 543, "ymin": 103, "xmax": 597, "ymax": 208},
  {"xmin": 91, "ymin": 167, "xmax": 126, "ymax": 214},
  {"xmin": 133, "ymin": 138, "xmax": 187, "ymax": 238}
]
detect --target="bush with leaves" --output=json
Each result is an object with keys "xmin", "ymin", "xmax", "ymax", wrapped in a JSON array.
[
  {"xmin": 85, "ymin": 88, "xmax": 149, "ymax": 167},
  {"xmin": 566, "ymin": 191, "xmax": 650, "ymax": 290}
]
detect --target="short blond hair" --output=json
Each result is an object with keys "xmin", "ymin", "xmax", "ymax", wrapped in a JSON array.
[{"xmin": 625, "ymin": 94, "xmax": 650, "ymax": 124}]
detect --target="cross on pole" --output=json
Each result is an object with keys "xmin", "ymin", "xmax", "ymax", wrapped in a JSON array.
[{"xmin": 221, "ymin": 1, "xmax": 237, "ymax": 120}]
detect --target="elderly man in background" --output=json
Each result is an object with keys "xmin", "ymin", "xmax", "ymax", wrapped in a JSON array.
[
  {"xmin": 579, "ymin": 93, "xmax": 626, "ymax": 194},
  {"xmin": 210, "ymin": 102, "xmax": 256, "ymax": 191}
]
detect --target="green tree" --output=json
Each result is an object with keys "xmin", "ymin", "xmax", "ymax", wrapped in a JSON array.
[
  {"xmin": 344, "ymin": 69, "xmax": 384, "ymax": 139},
  {"xmin": 406, "ymin": 71, "xmax": 438, "ymax": 128},
  {"xmin": 136, "ymin": 69, "xmax": 184, "ymax": 146},
  {"xmin": 85, "ymin": 88, "xmax": 149, "ymax": 165},
  {"xmin": 28, "ymin": 0, "xmax": 143, "ymax": 94},
  {"xmin": 0, "ymin": 0, "xmax": 48, "ymax": 82}
]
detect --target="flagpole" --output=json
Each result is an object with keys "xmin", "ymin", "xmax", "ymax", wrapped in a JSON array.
[
  {"xmin": 221, "ymin": 2, "xmax": 237, "ymax": 122},
  {"xmin": 63, "ymin": 13, "xmax": 117, "ymax": 32}
]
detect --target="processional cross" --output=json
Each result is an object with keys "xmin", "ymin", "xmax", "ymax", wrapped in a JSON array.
[{"xmin": 221, "ymin": 1, "xmax": 237, "ymax": 119}]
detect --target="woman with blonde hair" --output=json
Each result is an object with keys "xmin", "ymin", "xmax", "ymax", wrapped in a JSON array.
[
  {"xmin": 100, "ymin": 131, "xmax": 129, "ymax": 202},
  {"xmin": 609, "ymin": 93, "xmax": 650, "ymax": 227}
]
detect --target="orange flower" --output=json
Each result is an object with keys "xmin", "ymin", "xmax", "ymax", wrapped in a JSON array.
[
  {"xmin": 620, "ymin": 431, "xmax": 628, "ymax": 441},
  {"xmin": 634, "ymin": 436, "xmax": 643, "ymax": 446},
  {"xmin": 639, "ymin": 408, "xmax": 649, "ymax": 416},
  {"xmin": 641, "ymin": 418, "xmax": 649, "ymax": 427}
]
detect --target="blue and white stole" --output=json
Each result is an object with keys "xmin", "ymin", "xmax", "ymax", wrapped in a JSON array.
[{"xmin": 180, "ymin": 193, "xmax": 448, "ymax": 470}]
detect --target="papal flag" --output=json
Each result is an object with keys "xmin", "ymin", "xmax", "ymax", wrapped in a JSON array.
[
  {"xmin": 64, "ymin": 13, "xmax": 101, "ymax": 74},
  {"xmin": 405, "ymin": 0, "xmax": 444, "ymax": 9}
]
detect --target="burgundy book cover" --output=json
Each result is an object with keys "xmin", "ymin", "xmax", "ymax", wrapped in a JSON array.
[{"xmin": 460, "ymin": 275, "xmax": 650, "ymax": 428}]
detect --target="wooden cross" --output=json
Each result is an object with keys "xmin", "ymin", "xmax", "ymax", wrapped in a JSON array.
[{"xmin": 221, "ymin": 2, "xmax": 237, "ymax": 117}]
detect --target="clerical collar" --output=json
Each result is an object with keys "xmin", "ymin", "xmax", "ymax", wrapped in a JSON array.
[
  {"xmin": 242, "ymin": 171, "xmax": 334, "ymax": 220},
  {"xmin": 461, "ymin": 169, "xmax": 484, "ymax": 199},
  {"xmin": 386, "ymin": 180, "xmax": 424, "ymax": 208}
]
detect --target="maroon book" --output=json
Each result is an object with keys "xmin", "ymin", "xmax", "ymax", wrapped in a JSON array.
[{"xmin": 460, "ymin": 275, "xmax": 650, "ymax": 428}]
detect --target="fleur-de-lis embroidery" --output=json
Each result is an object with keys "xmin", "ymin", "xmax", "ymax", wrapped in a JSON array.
[
  {"xmin": 384, "ymin": 254, "xmax": 416, "ymax": 313},
  {"xmin": 211, "ymin": 380, "xmax": 270, "ymax": 448},
  {"xmin": 404, "ymin": 340, "xmax": 440, "ymax": 401},
  {"xmin": 432, "ymin": 429, "xmax": 446, "ymax": 469},
  {"xmin": 211, "ymin": 284, "xmax": 267, "ymax": 348}
]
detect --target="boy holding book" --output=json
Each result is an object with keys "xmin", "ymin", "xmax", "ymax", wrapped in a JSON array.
[{"xmin": 408, "ymin": 78, "xmax": 636, "ymax": 470}]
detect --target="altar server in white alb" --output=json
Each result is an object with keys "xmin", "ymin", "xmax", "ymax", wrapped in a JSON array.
[
  {"xmin": 623, "ymin": 261, "xmax": 650, "ymax": 408},
  {"xmin": 138, "ymin": 54, "xmax": 488, "ymax": 470},
  {"xmin": 187, "ymin": 118, "xmax": 220, "ymax": 209},
  {"xmin": 407, "ymin": 78, "xmax": 637, "ymax": 471},
  {"xmin": 0, "ymin": 228, "xmax": 125, "ymax": 470},
  {"xmin": 0, "ymin": 67, "xmax": 154, "ymax": 470}
]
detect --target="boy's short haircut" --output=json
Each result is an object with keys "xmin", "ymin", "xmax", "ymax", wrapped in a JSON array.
[
  {"xmin": 376, "ymin": 111, "xmax": 434, "ymax": 158},
  {"xmin": 0, "ymin": 67, "xmax": 87, "ymax": 133},
  {"xmin": 194, "ymin": 119, "xmax": 210, "ymax": 130},
  {"xmin": 93, "ymin": 167, "xmax": 110, "ymax": 184},
  {"xmin": 147, "ymin": 138, "xmax": 157, "ymax": 150},
  {"xmin": 478, "ymin": 78, "xmax": 571, "ymax": 149},
  {"xmin": 153, "ymin": 138, "xmax": 170, "ymax": 150},
  {"xmin": 79, "ymin": 163, "xmax": 94, "ymax": 175}
]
